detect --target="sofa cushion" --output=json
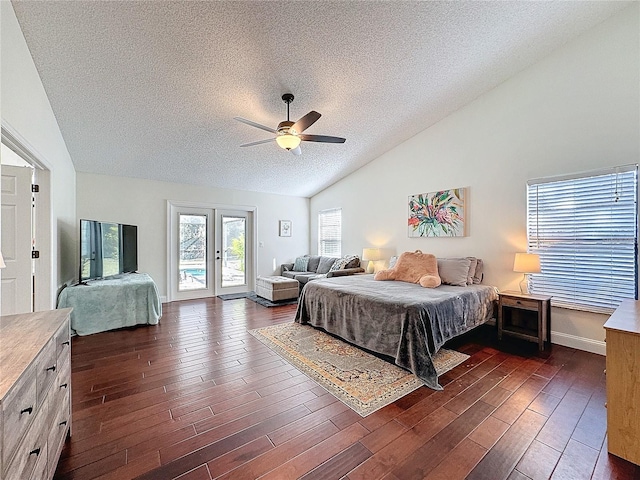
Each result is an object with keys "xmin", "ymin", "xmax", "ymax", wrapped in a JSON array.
[
  {"xmin": 317, "ymin": 256, "xmax": 336, "ymax": 274},
  {"xmin": 293, "ymin": 272, "xmax": 323, "ymax": 284},
  {"xmin": 307, "ymin": 256, "xmax": 322, "ymax": 273},
  {"xmin": 293, "ymin": 256, "xmax": 309, "ymax": 272}
]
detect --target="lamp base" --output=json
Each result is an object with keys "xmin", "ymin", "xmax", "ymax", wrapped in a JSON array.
[
  {"xmin": 519, "ymin": 274, "xmax": 528, "ymax": 294},
  {"xmin": 366, "ymin": 260, "xmax": 375, "ymax": 274}
]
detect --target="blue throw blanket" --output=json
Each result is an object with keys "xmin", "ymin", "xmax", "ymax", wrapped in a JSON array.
[{"xmin": 58, "ymin": 273, "xmax": 162, "ymax": 336}]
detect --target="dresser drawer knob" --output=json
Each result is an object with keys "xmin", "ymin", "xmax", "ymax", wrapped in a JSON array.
[
  {"xmin": 59, "ymin": 420, "xmax": 68, "ymax": 427},
  {"xmin": 46, "ymin": 365, "xmax": 56, "ymax": 372},
  {"xmin": 29, "ymin": 448, "xmax": 41, "ymax": 456},
  {"xmin": 20, "ymin": 406, "xmax": 33, "ymax": 415},
  {"xmin": 62, "ymin": 341, "xmax": 70, "ymax": 346},
  {"xmin": 60, "ymin": 383, "xmax": 68, "ymax": 389}
]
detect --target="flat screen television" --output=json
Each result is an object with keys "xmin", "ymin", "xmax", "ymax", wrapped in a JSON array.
[{"xmin": 79, "ymin": 219, "xmax": 138, "ymax": 282}]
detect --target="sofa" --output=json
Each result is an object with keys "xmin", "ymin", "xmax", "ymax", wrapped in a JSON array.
[{"xmin": 281, "ymin": 254, "xmax": 364, "ymax": 286}]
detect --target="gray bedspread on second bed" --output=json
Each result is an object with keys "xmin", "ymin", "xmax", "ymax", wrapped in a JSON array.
[{"xmin": 294, "ymin": 274, "xmax": 498, "ymax": 390}]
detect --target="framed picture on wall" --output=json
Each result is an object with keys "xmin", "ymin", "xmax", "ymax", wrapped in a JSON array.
[
  {"xmin": 279, "ymin": 220, "xmax": 292, "ymax": 237},
  {"xmin": 408, "ymin": 187, "xmax": 467, "ymax": 237}
]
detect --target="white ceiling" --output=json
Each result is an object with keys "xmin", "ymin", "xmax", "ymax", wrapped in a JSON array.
[{"xmin": 11, "ymin": 1, "xmax": 630, "ymax": 197}]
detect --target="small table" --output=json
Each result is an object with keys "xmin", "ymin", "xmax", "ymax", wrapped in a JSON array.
[{"xmin": 498, "ymin": 291, "xmax": 552, "ymax": 351}]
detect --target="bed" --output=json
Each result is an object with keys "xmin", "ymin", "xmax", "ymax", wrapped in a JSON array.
[{"xmin": 294, "ymin": 274, "xmax": 498, "ymax": 390}]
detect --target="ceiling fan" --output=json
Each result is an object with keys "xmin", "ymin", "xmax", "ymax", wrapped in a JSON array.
[{"xmin": 234, "ymin": 94, "xmax": 346, "ymax": 156}]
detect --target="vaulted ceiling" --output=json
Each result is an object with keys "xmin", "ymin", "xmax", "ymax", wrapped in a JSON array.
[{"xmin": 11, "ymin": 1, "xmax": 630, "ymax": 197}]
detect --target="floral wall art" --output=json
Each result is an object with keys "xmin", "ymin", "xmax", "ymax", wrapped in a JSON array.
[{"xmin": 408, "ymin": 188, "xmax": 467, "ymax": 237}]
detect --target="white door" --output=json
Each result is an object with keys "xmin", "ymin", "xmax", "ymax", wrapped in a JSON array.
[
  {"xmin": 1, "ymin": 165, "xmax": 33, "ymax": 314},
  {"xmin": 170, "ymin": 206, "xmax": 215, "ymax": 301},
  {"xmin": 215, "ymin": 209, "xmax": 253, "ymax": 296}
]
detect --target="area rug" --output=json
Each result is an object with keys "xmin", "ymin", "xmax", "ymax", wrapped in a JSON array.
[
  {"xmin": 218, "ymin": 291, "xmax": 298, "ymax": 307},
  {"xmin": 249, "ymin": 322, "xmax": 469, "ymax": 416},
  {"xmin": 217, "ymin": 292, "xmax": 250, "ymax": 300}
]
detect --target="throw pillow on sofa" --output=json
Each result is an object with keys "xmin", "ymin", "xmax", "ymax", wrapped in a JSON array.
[
  {"xmin": 293, "ymin": 256, "xmax": 309, "ymax": 272},
  {"xmin": 329, "ymin": 254, "xmax": 359, "ymax": 272}
]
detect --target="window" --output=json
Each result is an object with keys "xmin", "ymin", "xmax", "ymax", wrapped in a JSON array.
[
  {"xmin": 318, "ymin": 208, "xmax": 342, "ymax": 257},
  {"xmin": 527, "ymin": 165, "xmax": 638, "ymax": 313}
]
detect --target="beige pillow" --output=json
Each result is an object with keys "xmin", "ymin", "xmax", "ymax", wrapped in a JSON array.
[
  {"xmin": 473, "ymin": 259, "xmax": 484, "ymax": 284},
  {"xmin": 437, "ymin": 258, "xmax": 472, "ymax": 287},
  {"xmin": 467, "ymin": 257, "xmax": 478, "ymax": 285}
]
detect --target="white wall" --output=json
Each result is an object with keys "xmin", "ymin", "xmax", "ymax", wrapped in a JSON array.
[
  {"xmin": 76, "ymin": 172, "xmax": 309, "ymax": 299},
  {"xmin": 311, "ymin": 5, "xmax": 640, "ymax": 354},
  {"xmin": 1, "ymin": 1, "xmax": 77, "ymax": 306}
]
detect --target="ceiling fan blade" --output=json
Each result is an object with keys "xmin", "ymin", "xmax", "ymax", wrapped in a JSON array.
[
  {"xmin": 290, "ymin": 145, "xmax": 302, "ymax": 156},
  {"xmin": 291, "ymin": 111, "xmax": 321, "ymax": 134},
  {"xmin": 299, "ymin": 134, "xmax": 346, "ymax": 144},
  {"xmin": 234, "ymin": 117, "xmax": 277, "ymax": 134},
  {"xmin": 240, "ymin": 138, "xmax": 276, "ymax": 147}
]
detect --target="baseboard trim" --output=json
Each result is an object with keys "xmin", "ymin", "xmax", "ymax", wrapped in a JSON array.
[
  {"xmin": 551, "ymin": 331, "xmax": 606, "ymax": 356},
  {"xmin": 159, "ymin": 296, "xmax": 167, "ymax": 304}
]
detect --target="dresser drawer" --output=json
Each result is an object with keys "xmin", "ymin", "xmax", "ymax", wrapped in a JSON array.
[
  {"xmin": 56, "ymin": 355, "xmax": 71, "ymax": 398},
  {"xmin": 47, "ymin": 393, "xmax": 70, "ymax": 479},
  {"xmin": 4, "ymin": 398, "xmax": 48, "ymax": 480},
  {"xmin": 55, "ymin": 319, "xmax": 71, "ymax": 360},
  {"xmin": 501, "ymin": 296, "xmax": 539, "ymax": 311},
  {"xmin": 2, "ymin": 366, "xmax": 37, "ymax": 468},
  {"xmin": 36, "ymin": 339, "xmax": 58, "ymax": 407},
  {"xmin": 30, "ymin": 441, "xmax": 49, "ymax": 480}
]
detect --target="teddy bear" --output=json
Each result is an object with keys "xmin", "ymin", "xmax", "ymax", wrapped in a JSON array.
[{"xmin": 374, "ymin": 250, "xmax": 441, "ymax": 288}]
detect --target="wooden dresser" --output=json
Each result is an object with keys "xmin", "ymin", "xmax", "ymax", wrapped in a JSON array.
[
  {"xmin": 603, "ymin": 299, "xmax": 640, "ymax": 466},
  {"xmin": 0, "ymin": 309, "xmax": 72, "ymax": 480}
]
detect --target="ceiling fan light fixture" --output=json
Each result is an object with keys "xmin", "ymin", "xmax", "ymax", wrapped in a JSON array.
[{"xmin": 276, "ymin": 133, "xmax": 301, "ymax": 150}]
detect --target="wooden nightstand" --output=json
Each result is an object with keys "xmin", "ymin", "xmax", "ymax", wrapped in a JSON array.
[{"xmin": 498, "ymin": 291, "xmax": 552, "ymax": 351}]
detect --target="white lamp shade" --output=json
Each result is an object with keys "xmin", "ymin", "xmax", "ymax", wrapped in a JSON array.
[
  {"xmin": 0, "ymin": 252, "xmax": 5, "ymax": 269},
  {"xmin": 276, "ymin": 134, "xmax": 301, "ymax": 150},
  {"xmin": 362, "ymin": 248, "xmax": 381, "ymax": 261},
  {"xmin": 513, "ymin": 253, "xmax": 541, "ymax": 274}
]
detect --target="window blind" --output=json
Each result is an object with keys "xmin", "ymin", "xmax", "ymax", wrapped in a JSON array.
[
  {"xmin": 318, "ymin": 208, "xmax": 342, "ymax": 257},
  {"xmin": 527, "ymin": 165, "xmax": 638, "ymax": 313}
]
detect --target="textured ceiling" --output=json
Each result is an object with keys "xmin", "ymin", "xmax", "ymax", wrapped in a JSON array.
[{"xmin": 11, "ymin": 1, "xmax": 630, "ymax": 197}]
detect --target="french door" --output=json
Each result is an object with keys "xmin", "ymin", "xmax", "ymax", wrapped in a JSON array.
[{"xmin": 168, "ymin": 202, "xmax": 254, "ymax": 301}]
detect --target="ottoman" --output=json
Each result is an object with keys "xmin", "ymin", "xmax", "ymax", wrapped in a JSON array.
[{"xmin": 256, "ymin": 276, "xmax": 299, "ymax": 301}]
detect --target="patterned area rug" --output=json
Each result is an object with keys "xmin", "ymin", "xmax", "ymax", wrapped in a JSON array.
[
  {"xmin": 218, "ymin": 291, "xmax": 298, "ymax": 307},
  {"xmin": 249, "ymin": 322, "xmax": 469, "ymax": 416}
]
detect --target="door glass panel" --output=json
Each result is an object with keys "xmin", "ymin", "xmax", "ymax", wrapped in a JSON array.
[
  {"xmin": 222, "ymin": 216, "xmax": 246, "ymax": 287},
  {"xmin": 179, "ymin": 214, "xmax": 207, "ymax": 291}
]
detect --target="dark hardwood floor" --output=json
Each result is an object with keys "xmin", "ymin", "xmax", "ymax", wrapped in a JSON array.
[{"xmin": 53, "ymin": 297, "xmax": 639, "ymax": 480}]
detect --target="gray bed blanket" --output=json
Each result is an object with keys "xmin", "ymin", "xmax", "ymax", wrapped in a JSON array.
[{"xmin": 294, "ymin": 274, "xmax": 498, "ymax": 390}]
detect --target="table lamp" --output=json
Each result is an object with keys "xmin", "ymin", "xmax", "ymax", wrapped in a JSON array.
[
  {"xmin": 362, "ymin": 248, "xmax": 381, "ymax": 274},
  {"xmin": 513, "ymin": 252, "xmax": 540, "ymax": 294}
]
